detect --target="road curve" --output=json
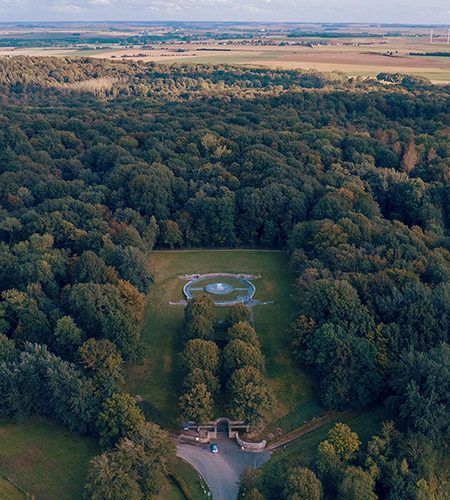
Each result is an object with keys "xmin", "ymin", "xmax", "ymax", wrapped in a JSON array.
[{"xmin": 177, "ymin": 439, "xmax": 271, "ymax": 500}]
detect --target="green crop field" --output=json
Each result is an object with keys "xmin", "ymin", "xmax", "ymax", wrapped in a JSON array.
[
  {"xmin": 0, "ymin": 418, "xmax": 99, "ymax": 500},
  {"xmin": 125, "ymin": 250, "xmax": 323, "ymax": 433}
]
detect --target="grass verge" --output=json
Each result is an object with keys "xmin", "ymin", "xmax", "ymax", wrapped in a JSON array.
[
  {"xmin": 171, "ymin": 458, "xmax": 210, "ymax": 499},
  {"xmin": 0, "ymin": 417, "xmax": 99, "ymax": 500},
  {"xmin": 0, "ymin": 477, "xmax": 27, "ymax": 500}
]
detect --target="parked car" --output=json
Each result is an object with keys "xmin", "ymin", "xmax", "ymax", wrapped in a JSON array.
[{"xmin": 210, "ymin": 442, "xmax": 219, "ymax": 453}]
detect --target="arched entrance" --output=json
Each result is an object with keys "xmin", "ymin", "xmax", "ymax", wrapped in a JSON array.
[
  {"xmin": 191, "ymin": 418, "xmax": 249, "ymax": 440},
  {"xmin": 215, "ymin": 418, "xmax": 230, "ymax": 438}
]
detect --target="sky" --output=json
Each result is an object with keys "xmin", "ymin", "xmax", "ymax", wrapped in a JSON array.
[{"xmin": 0, "ymin": 0, "xmax": 449, "ymax": 24}]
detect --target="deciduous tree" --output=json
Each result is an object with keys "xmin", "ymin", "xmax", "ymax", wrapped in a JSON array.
[
  {"xmin": 338, "ymin": 466, "xmax": 377, "ymax": 500},
  {"xmin": 284, "ymin": 466, "xmax": 323, "ymax": 500},
  {"xmin": 225, "ymin": 303, "xmax": 251, "ymax": 328},
  {"xmin": 182, "ymin": 339, "xmax": 219, "ymax": 374},
  {"xmin": 223, "ymin": 339, "xmax": 265, "ymax": 374},
  {"xmin": 97, "ymin": 393, "xmax": 145, "ymax": 449},
  {"xmin": 226, "ymin": 366, "xmax": 274, "ymax": 423},
  {"xmin": 227, "ymin": 321, "xmax": 260, "ymax": 347},
  {"xmin": 179, "ymin": 383, "xmax": 213, "ymax": 423}
]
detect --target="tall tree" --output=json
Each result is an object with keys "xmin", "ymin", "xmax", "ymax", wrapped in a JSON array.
[
  {"xmin": 84, "ymin": 446, "xmax": 142, "ymax": 500},
  {"xmin": 226, "ymin": 366, "xmax": 274, "ymax": 423},
  {"xmin": 79, "ymin": 338, "xmax": 124, "ymax": 396},
  {"xmin": 96, "ymin": 393, "xmax": 145, "ymax": 449},
  {"xmin": 54, "ymin": 316, "xmax": 83, "ymax": 357},
  {"xmin": 227, "ymin": 321, "xmax": 260, "ymax": 347},
  {"xmin": 223, "ymin": 339, "xmax": 265, "ymax": 374},
  {"xmin": 338, "ymin": 466, "xmax": 377, "ymax": 500},
  {"xmin": 179, "ymin": 383, "xmax": 213, "ymax": 423},
  {"xmin": 284, "ymin": 466, "xmax": 323, "ymax": 500},
  {"xmin": 183, "ymin": 339, "xmax": 220, "ymax": 374},
  {"xmin": 401, "ymin": 139, "xmax": 419, "ymax": 174},
  {"xmin": 388, "ymin": 343, "xmax": 450, "ymax": 442},
  {"xmin": 160, "ymin": 219, "xmax": 182, "ymax": 249},
  {"xmin": 182, "ymin": 294, "xmax": 215, "ymax": 341},
  {"xmin": 225, "ymin": 303, "xmax": 252, "ymax": 328}
]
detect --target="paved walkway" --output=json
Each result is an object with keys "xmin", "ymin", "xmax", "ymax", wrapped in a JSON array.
[{"xmin": 177, "ymin": 438, "xmax": 271, "ymax": 500}]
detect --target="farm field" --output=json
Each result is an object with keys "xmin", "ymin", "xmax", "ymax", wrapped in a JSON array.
[
  {"xmin": 125, "ymin": 250, "xmax": 323, "ymax": 433},
  {"xmin": 0, "ymin": 418, "xmax": 98, "ymax": 500},
  {"xmin": 151, "ymin": 39, "xmax": 450, "ymax": 82},
  {"xmin": 2, "ymin": 34, "xmax": 450, "ymax": 82}
]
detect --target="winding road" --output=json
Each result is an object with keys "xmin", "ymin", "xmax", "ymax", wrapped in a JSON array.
[{"xmin": 177, "ymin": 438, "xmax": 271, "ymax": 500}]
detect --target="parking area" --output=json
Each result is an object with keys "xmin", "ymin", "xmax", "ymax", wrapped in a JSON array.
[{"xmin": 177, "ymin": 438, "xmax": 271, "ymax": 500}]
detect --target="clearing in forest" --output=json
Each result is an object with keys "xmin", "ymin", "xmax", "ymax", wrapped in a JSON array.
[{"xmin": 125, "ymin": 250, "xmax": 323, "ymax": 434}]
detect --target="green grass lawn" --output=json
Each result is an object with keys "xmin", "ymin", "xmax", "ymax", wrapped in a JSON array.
[
  {"xmin": 0, "ymin": 417, "xmax": 99, "ymax": 500},
  {"xmin": 0, "ymin": 478, "xmax": 26, "ymax": 500},
  {"xmin": 156, "ymin": 458, "xmax": 210, "ymax": 500},
  {"xmin": 156, "ymin": 476, "xmax": 185, "ymax": 500},
  {"xmin": 172, "ymin": 458, "xmax": 210, "ymax": 499},
  {"xmin": 155, "ymin": 477, "xmax": 186, "ymax": 500},
  {"xmin": 125, "ymin": 250, "xmax": 323, "ymax": 432}
]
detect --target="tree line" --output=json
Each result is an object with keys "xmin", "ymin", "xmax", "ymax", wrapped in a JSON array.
[
  {"xmin": 241, "ymin": 419, "xmax": 449, "ymax": 499},
  {"xmin": 179, "ymin": 298, "xmax": 274, "ymax": 425}
]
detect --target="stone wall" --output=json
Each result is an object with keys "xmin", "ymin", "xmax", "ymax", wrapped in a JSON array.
[
  {"xmin": 235, "ymin": 433, "xmax": 267, "ymax": 451},
  {"xmin": 179, "ymin": 434, "xmax": 209, "ymax": 444}
]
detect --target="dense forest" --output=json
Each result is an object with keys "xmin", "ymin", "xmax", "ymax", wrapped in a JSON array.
[{"xmin": 0, "ymin": 57, "xmax": 448, "ymax": 498}]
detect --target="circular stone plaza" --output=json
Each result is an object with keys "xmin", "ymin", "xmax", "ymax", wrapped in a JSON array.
[{"xmin": 183, "ymin": 273, "xmax": 256, "ymax": 306}]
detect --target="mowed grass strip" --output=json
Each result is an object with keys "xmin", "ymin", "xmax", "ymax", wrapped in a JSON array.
[
  {"xmin": 156, "ymin": 458, "xmax": 210, "ymax": 500},
  {"xmin": 0, "ymin": 478, "xmax": 26, "ymax": 500},
  {"xmin": 171, "ymin": 458, "xmax": 210, "ymax": 499},
  {"xmin": 0, "ymin": 418, "xmax": 99, "ymax": 500},
  {"xmin": 125, "ymin": 250, "xmax": 323, "ymax": 431},
  {"xmin": 156, "ymin": 477, "xmax": 185, "ymax": 500}
]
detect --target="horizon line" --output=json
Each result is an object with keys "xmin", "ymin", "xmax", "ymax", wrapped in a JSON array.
[{"xmin": 0, "ymin": 20, "xmax": 449, "ymax": 27}]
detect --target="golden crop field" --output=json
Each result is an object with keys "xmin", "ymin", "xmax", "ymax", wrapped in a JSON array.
[
  {"xmin": 1, "ymin": 23, "xmax": 449, "ymax": 82},
  {"xmin": 95, "ymin": 39, "xmax": 450, "ymax": 82}
]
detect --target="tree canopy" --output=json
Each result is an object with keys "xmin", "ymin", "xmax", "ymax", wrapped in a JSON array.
[{"xmin": 0, "ymin": 56, "xmax": 448, "ymax": 498}]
